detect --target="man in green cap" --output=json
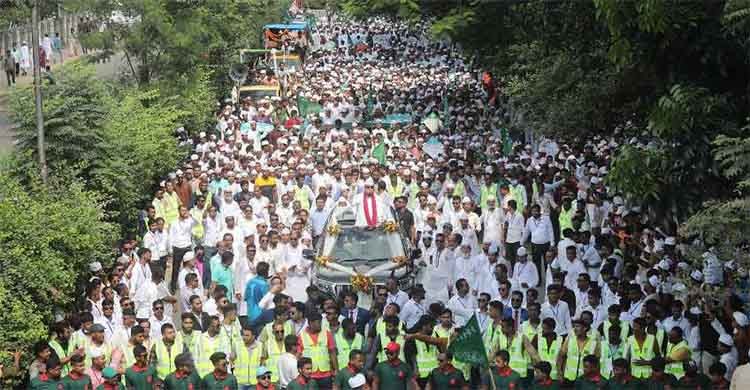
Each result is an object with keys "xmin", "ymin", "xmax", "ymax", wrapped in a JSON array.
[
  {"xmin": 425, "ymin": 351, "xmax": 468, "ymax": 390},
  {"xmin": 481, "ymin": 350, "xmax": 521, "ymax": 390},
  {"xmin": 201, "ymin": 352, "xmax": 238, "ymax": 389},
  {"xmin": 124, "ymin": 345, "xmax": 157, "ymax": 390},
  {"xmin": 95, "ymin": 367, "xmax": 125, "ymax": 389},
  {"xmin": 61, "ymin": 354, "xmax": 92, "ymax": 390},
  {"xmin": 163, "ymin": 353, "xmax": 202, "ymax": 390},
  {"xmin": 29, "ymin": 357, "xmax": 64, "ymax": 390},
  {"xmin": 287, "ymin": 357, "xmax": 318, "ymax": 390},
  {"xmin": 372, "ymin": 341, "xmax": 416, "ymax": 390},
  {"xmin": 333, "ymin": 349, "xmax": 365, "ymax": 390}
]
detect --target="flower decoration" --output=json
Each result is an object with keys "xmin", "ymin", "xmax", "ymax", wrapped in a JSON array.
[
  {"xmin": 383, "ymin": 220, "xmax": 400, "ymax": 233},
  {"xmin": 350, "ymin": 273, "xmax": 374, "ymax": 293},
  {"xmin": 391, "ymin": 255, "xmax": 408, "ymax": 266},
  {"xmin": 315, "ymin": 255, "xmax": 333, "ymax": 267},
  {"xmin": 327, "ymin": 224, "xmax": 341, "ymax": 235}
]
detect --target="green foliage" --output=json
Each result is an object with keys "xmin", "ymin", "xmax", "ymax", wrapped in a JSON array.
[
  {"xmin": 606, "ymin": 145, "xmax": 666, "ymax": 205},
  {"xmin": 9, "ymin": 61, "xmax": 112, "ymax": 178},
  {"xmin": 91, "ymin": 88, "xmax": 188, "ymax": 231},
  {"xmin": 0, "ymin": 172, "xmax": 116, "ymax": 351},
  {"xmin": 341, "ymin": 0, "xmax": 420, "ymax": 21}
]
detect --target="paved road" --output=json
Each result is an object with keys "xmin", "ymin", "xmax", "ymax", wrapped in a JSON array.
[{"xmin": 0, "ymin": 53, "xmax": 124, "ymax": 154}]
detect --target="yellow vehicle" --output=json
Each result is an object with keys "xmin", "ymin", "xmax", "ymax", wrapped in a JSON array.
[
  {"xmin": 238, "ymin": 84, "xmax": 280, "ymax": 101},
  {"xmin": 271, "ymin": 53, "xmax": 302, "ymax": 72}
]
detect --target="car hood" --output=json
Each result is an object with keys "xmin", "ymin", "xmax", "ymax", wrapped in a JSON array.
[{"xmin": 313, "ymin": 259, "xmax": 410, "ymax": 284}]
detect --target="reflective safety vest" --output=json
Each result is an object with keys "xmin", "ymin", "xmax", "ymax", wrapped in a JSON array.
[
  {"xmin": 220, "ymin": 320, "xmax": 243, "ymax": 356},
  {"xmin": 154, "ymin": 335, "xmax": 184, "ymax": 380},
  {"xmin": 48, "ymin": 339, "xmax": 70, "ymax": 376},
  {"xmin": 600, "ymin": 342, "xmax": 625, "ymax": 379},
  {"xmin": 509, "ymin": 185, "xmax": 526, "ymax": 211},
  {"xmin": 376, "ymin": 318, "xmax": 405, "ymax": 342},
  {"xmin": 387, "ymin": 179, "xmax": 404, "ymax": 198},
  {"xmin": 497, "ymin": 332, "xmax": 527, "ymax": 377},
  {"xmin": 162, "ymin": 192, "xmax": 180, "ymax": 227},
  {"xmin": 334, "ymin": 331, "xmax": 363, "ymax": 371},
  {"xmin": 665, "ymin": 340, "xmax": 690, "ymax": 379},
  {"xmin": 196, "ymin": 333, "xmax": 228, "ymax": 378},
  {"xmin": 484, "ymin": 324, "xmax": 500, "ymax": 360},
  {"xmin": 415, "ymin": 339, "xmax": 438, "ymax": 378},
  {"xmin": 537, "ymin": 336, "xmax": 562, "ymax": 380},
  {"xmin": 407, "ymin": 182, "xmax": 420, "ymax": 210},
  {"xmin": 263, "ymin": 321, "xmax": 294, "ymax": 343},
  {"xmin": 602, "ymin": 320, "xmax": 630, "ymax": 345},
  {"xmin": 84, "ymin": 340, "xmax": 113, "ymax": 368},
  {"xmin": 521, "ymin": 322, "xmax": 541, "ymax": 368},
  {"xmin": 301, "ymin": 331, "xmax": 332, "ymax": 373},
  {"xmin": 377, "ymin": 334, "xmax": 405, "ymax": 363},
  {"xmin": 563, "ymin": 336, "xmax": 597, "ymax": 381},
  {"xmin": 122, "ymin": 343, "xmax": 138, "ymax": 369},
  {"xmin": 294, "ymin": 186, "xmax": 311, "ymax": 210},
  {"xmin": 266, "ymin": 339, "xmax": 285, "ymax": 383},
  {"xmin": 235, "ymin": 343, "xmax": 263, "ymax": 385},
  {"xmin": 453, "ymin": 180, "xmax": 466, "ymax": 198},
  {"xmin": 628, "ymin": 334, "xmax": 656, "ymax": 378},
  {"xmin": 480, "ymin": 183, "xmax": 498, "ymax": 211},
  {"xmin": 558, "ymin": 206, "xmax": 575, "ymax": 232},
  {"xmin": 190, "ymin": 204, "xmax": 209, "ymax": 240},
  {"xmin": 181, "ymin": 331, "xmax": 200, "ymax": 358}
]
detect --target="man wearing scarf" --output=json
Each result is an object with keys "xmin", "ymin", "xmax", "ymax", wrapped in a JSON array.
[{"xmin": 354, "ymin": 178, "xmax": 388, "ymax": 228}]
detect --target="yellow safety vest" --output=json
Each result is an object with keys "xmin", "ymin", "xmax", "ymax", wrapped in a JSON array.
[
  {"xmin": 190, "ymin": 204, "xmax": 209, "ymax": 240},
  {"xmin": 377, "ymin": 334, "xmax": 405, "ymax": 363},
  {"xmin": 415, "ymin": 339, "xmax": 438, "ymax": 378},
  {"xmin": 48, "ymin": 339, "xmax": 70, "ymax": 376},
  {"xmin": 154, "ymin": 335, "xmax": 184, "ymax": 380},
  {"xmin": 84, "ymin": 340, "xmax": 113, "ymax": 368},
  {"xmin": 162, "ymin": 192, "xmax": 181, "ymax": 227},
  {"xmin": 484, "ymin": 323, "xmax": 500, "ymax": 360},
  {"xmin": 602, "ymin": 320, "xmax": 630, "ymax": 345},
  {"xmin": 122, "ymin": 343, "xmax": 137, "ymax": 369},
  {"xmin": 334, "ymin": 331, "xmax": 363, "ymax": 371},
  {"xmin": 181, "ymin": 331, "xmax": 200, "ymax": 358},
  {"xmin": 407, "ymin": 182, "xmax": 420, "ymax": 209},
  {"xmin": 387, "ymin": 179, "xmax": 404, "ymax": 198},
  {"xmin": 665, "ymin": 340, "xmax": 689, "ymax": 379},
  {"xmin": 263, "ymin": 322, "xmax": 294, "ymax": 343},
  {"xmin": 196, "ymin": 333, "xmax": 228, "ymax": 378},
  {"xmin": 563, "ymin": 336, "xmax": 597, "ymax": 381},
  {"xmin": 235, "ymin": 343, "xmax": 263, "ymax": 385},
  {"xmin": 559, "ymin": 206, "xmax": 574, "ymax": 232},
  {"xmin": 220, "ymin": 320, "xmax": 243, "ymax": 356},
  {"xmin": 509, "ymin": 185, "xmax": 526, "ymax": 211},
  {"xmin": 301, "ymin": 331, "xmax": 332, "ymax": 373},
  {"xmin": 497, "ymin": 332, "xmax": 527, "ymax": 377},
  {"xmin": 266, "ymin": 339, "xmax": 285, "ymax": 383},
  {"xmin": 628, "ymin": 334, "xmax": 656, "ymax": 379},
  {"xmin": 375, "ymin": 318, "xmax": 405, "ymax": 342},
  {"xmin": 537, "ymin": 336, "xmax": 562, "ymax": 380},
  {"xmin": 521, "ymin": 321, "xmax": 541, "ymax": 367},
  {"xmin": 453, "ymin": 180, "xmax": 465, "ymax": 198},
  {"xmin": 294, "ymin": 186, "xmax": 311, "ymax": 210}
]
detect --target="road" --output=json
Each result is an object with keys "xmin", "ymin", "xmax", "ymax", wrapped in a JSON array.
[{"xmin": 0, "ymin": 53, "xmax": 124, "ymax": 154}]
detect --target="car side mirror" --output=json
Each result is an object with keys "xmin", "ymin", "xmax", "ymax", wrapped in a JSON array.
[
  {"xmin": 410, "ymin": 249, "xmax": 422, "ymax": 260},
  {"xmin": 302, "ymin": 249, "xmax": 315, "ymax": 260}
]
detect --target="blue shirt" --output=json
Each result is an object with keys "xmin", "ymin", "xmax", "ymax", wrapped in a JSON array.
[
  {"xmin": 212, "ymin": 263, "xmax": 234, "ymax": 300},
  {"xmin": 244, "ymin": 276, "xmax": 269, "ymax": 322}
]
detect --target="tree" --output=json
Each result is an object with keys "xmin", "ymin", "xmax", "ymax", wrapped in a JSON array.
[{"xmin": 0, "ymin": 173, "xmax": 116, "ymax": 366}]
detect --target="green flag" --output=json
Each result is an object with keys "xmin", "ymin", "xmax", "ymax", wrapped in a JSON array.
[
  {"xmin": 500, "ymin": 128, "xmax": 513, "ymax": 156},
  {"xmin": 297, "ymin": 95, "xmax": 322, "ymax": 117},
  {"xmin": 447, "ymin": 315, "xmax": 489, "ymax": 367},
  {"xmin": 371, "ymin": 141, "xmax": 386, "ymax": 165}
]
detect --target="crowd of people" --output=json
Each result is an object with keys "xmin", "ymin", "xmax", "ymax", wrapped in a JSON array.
[{"xmin": 20, "ymin": 12, "xmax": 750, "ymax": 390}]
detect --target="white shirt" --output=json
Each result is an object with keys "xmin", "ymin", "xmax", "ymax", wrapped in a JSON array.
[
  {"xmin": 511, "ymin": 260, "xmax": 539, "ymax": 290},
  {"xmin": 577, "ymin": 304, "xmax": 607, "ymax": 331},
  {"xmin": 143, "ymin": 230, "xmax": 167, "ymax": 258},
  {"xmin": 522, "ymin": 215, "xmax": 555, "ymax": 245},
  {"xmin": 385, "ymin": 290, "xmax": 409, "ymax": 311},
  {"xmin": 149, "ymin": 315, "xmax": 173, "ymax": 339},
  {"xmin": 129, "ymin": 261, "xmax": 152, "ymax": 298},
  {"xmin": 203, "ymin": 216, "xmax": 222, "ymax": 247},
  {"xmin": 661, "ymin": 315, "xmax": 691, "ymax": 338},
  {"xmin": 453, "ymin": 254, "xmax": 480, "ymax": 292},
  {"xmin": 505, "ymin": 211, "xmax": 525, "ymax": 243},
  {"xmin": 447, "ymin": 293, "xmax": 478, "ymax": 327},
  {"xmin": 169, "ymin": 216, "xmax": 196, "ymax": 249},
  {"xmin": 541, "ymin": 300, "xmax": 572, "ymax": 336},
  {"xmin": 721, "ymin": 349, "xmax": 738, "ymax": 380},
  {"xmin": 481, "ymin": 208, "xmax": 505, "ymax": 244},
  {"xmin": 278, "ymin": 352, "xmax": 298, "ymax": 387},
  {"xmin": 400, "ymin": 299, "xmax": 427, "ymax": 329}
]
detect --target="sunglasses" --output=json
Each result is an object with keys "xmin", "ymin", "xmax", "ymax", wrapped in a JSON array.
[
  {"xmin": 154, "ymin": 307, "xmax": 164, "ymax": 311},
  {"xmin": 258, "ymin": 375, "xmax": 270, "ymax": 380}
]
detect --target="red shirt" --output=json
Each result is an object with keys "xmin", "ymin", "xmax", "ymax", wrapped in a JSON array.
[{"xmin": 297, "ymin": 329, "xmax": 335, "ymax": 378}]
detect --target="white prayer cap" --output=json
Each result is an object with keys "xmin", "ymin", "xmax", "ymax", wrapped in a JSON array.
[
  {"xmin": 664, "ymin": 236, "xmax": 677, "ymax": 246},
  {"xmin": 734, "ymin": 312, "xmax": 750, "ymax": 327},
  {"xmin": 657, "ymin": 259, "xmax": 671, "ymax": 271},
  {"xmin": 517, "ymin": 247, "xmax": 527, "ymax": 257},
  {"xmin": 677, "ymin": 262, "xmax": 689, "ymax": 271},
  {"xmin": 690, "ymin": 270, "xmax": 703, "ymax": 282},
  {"xmin": 190, "ymin": 154, "xmax": 199, "ymax": 161},
  {"xmin": 461, "ymin": 196, "xmax": 471, "ymax": 204},
  {"xmin": 719, "ymin": 334, "xmax": 734, "ymax": 346},
  {"xmin": 348, "ymin": 373, "xmax": 366, "ymax": 388},
  {"xmin": 182, "ymin": 251, "xmax": 196, "ymax": 262},
  {"xmin": 89, "ymin": 348, "xmax": 104, "ymax": 359},
  {"xmin": 612, "ymin": 196, "xmax": 624, "ymax": 206},
  {"xmin": 420, "ymin": 182, "xmax": 429, "ymax": 188},
  {"xmin": 281, "ymin": 228, "xmax": 291, "ymax": 235},
  {"xmin": 648, "ymin": 275, "xmax": 660, "ymax": 287},
  {"xmin": 199, "ymin": 131, "xmax": 207, "ymax": 138},
  {"xmin": 364, "ymin": 178, "xmax": 375, "ymax": 186},
  {"xmin": 689, "ymin": 306, "xmax": 702, "ymax": 316},
  {"xmin": 89, "ymin": 262, "xmax": 103, "ymax": 272},
  {"xmin": 672, "ymin": 282, "xmax": 687, "ymax": 294}
]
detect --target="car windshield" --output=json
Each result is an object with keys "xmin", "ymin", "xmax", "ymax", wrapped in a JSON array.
[
  {"xmin": 239, "ymin": 88, "xmax": 277, "ymax": 100},
  {"xmin": 326, "ymin": 227, "xmax": 405, "ymax": 262}
]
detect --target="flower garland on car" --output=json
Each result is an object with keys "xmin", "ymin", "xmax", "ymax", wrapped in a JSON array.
[
  {"xmin": 391, "ymin": 255, "xmax": 408, "ymax": 266},
  {"xmin": 327, "ymin": 224, "xmax": 341, "ymax": 235},
  {"xmin": 350, "ymin": 274, "xmax": 375, "ymax": 293},
  {"xmin": 383, "ymin": 220, "xmax": 400, "ymax": 234}
]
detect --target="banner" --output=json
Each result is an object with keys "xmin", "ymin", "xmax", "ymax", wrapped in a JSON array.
[
  {"xmin": 448, "ymin": 315, "xmax": 489, "ymax": 367},
  {"xmin": 422, "ymin": 137, "xmax": 445, "ymax": 160}
]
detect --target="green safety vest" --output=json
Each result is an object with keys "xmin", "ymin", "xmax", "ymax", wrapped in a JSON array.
[
  {"xmin": 266, "ymin": 339, "xmax": 285, "ymax": 383},
  {"xmin": 120, "ymin": 343, "xmax": 138, "ymax": 371},
  {"xmin": 497, "ymin": 332, "xmax": 527, "ymax": 377},
  {"xmin": 563, "ymin": 336, "xmax": 597, "ymax": 381},
  {"xmin": 407, "ymin": 182, "xmax": 420, "ymax": 209},
  {"xmin": 387, "ymin": 179, "xmax": 404, "ymax": 198},
  {"xmin": 600, "ymin": 342, "xmax": 625, "ymax": 379},
  {"xmin": 538, "ymin": 336, "xmax": 562, "ymax": 380},
  {"xmin": 510, "ymin": 184, "xmax": 526, "ymax": 211},
  {"xmin": 162, "ymin": 192, "xmax": 181, "ymax": 227},
  {"xmin": 484, "ymin": 323, "xmax": 500, "ymax": 360},
  {"xmin": 301, "ymin": 331, "xmax": 332, "ymax": 373},
  {"xmin": 154, "ymin": 334, "xmax": 183, "ymax": 380},
  {"xmin": 376, "ymin": 318, "xmax": 405, "ymax": 342},
  {"xmin": 559, "ymin": 206, "xmax": 575, "ymax": 232},
  {"xmin": 334, "ymin": 331, "xmax": 363, "ymax": 371},
  {"xmin": 196, "ymin": 333, "xmax": 228, "ymax": 378},
  {"xmin": 628, "ymin": 334, "xmax": 656, "ymax": 379},
  {"xmin": 235, "ymin": 342, "xmax": 263, "ymax": 385},
  {"xmin": 377, "ymin": 334, "xmax": 406, "ymax": 363},
  {"xmin": 521, "ymin": 321, "xmax": 541, "ymax": 368},
  {"xmin": 415, "ymin": 339, "xmax": 438, "ymax": 378},
  {"xmin": 48, "ymin": 339, "xmax": 70, "ymax": 376},
  {"xmin": 480, "ymin": 183, "xmax": 498, "ymax": 211},
  {"xmin": 220, "ymin": 320, "xmax": 243, "ymax": 356},
  {"xmin": 84, "ymin": 340, "xmax": 113, "ymax": 368},
  {"xmin": 294, "ymin": 186, "xmax": 311, "ymax": 210},
  {"xmin": 664, "ymin": 340, "xmax": 689, "ymax": 379},
  {"xmin": 263, "ymin": 321, "xmax": 295, "ymax": 343},
  {"xmin": 190, "ymin": 203, "xmax": 209, "ymax": 240},
  {"xmin": 181, "ymin": 331, "xmax": 200, "ymax": 358},
  {"xmin": 453, "ymin": 180, "xmax": 465, "ymax": 198}
]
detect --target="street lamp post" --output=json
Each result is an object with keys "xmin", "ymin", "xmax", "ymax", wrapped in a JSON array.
[{"xmin": 30, "ymin": 0, "xmax": 47, "ymax": 184}]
